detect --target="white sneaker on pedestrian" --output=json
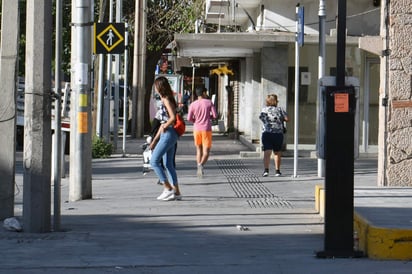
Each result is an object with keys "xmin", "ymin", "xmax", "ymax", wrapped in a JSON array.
[
  {"xmin": 197, "ymin": 164, "xmax": 204, "ymax": 178},
  {"xmin": 157, "ymin": 189, "xmax": 174, "ymax": 200},
  {"xmin": 163, "ymin": 193, "xmax": 176, "ymax": 201}
]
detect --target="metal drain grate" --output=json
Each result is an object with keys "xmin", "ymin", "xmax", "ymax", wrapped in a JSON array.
[{"xmin": 216, "ymin": 159, "xmax": 293, "ymax": 208}]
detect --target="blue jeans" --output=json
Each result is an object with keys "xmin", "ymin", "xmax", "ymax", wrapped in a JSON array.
[{"xmin": 150, "ymin": 127, "xmax": 178, "ymax": 186}]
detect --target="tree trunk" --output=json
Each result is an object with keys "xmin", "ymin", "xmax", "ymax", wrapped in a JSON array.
[{"xmin": 143, "ymin": 50, "xmax": 163, "ymax": 133}]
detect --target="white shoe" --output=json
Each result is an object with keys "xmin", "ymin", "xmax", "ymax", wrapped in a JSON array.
[
  {"xmin": 157, "ymin": 189, "xmax": 174, "ymax": 200},
  {"xmin": 197, "ymin": 164, "xmax": 204, "ymax": 178},
  {"xmin": 163, "ymin": 193, "xmax": 176, "ymax": 201}
]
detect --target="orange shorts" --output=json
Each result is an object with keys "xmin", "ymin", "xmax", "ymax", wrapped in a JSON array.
[{"xmin": 193, "ymin": 130, "xmax": 212, "ymax": 148}]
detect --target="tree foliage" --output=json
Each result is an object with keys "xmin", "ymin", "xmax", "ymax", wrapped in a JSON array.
[
  {"xmin": 124, "ymin": 0, "xmax": 203, "ymax": 51},
  {"xmin": 146, "ymin": 0, "xmax": 203, "ymax": 52},
  {"xmin": 124, "ymin": 0, "xmax": 204, "ymax": 133},
  {"xmin": 1, "ymin": 0, "xmax": 204, "ymax": 134}
]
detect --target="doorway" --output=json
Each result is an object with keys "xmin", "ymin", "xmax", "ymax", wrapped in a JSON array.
[{"xmin": 362, "ymin": 58, "xmax": 380, "ymax": 152}]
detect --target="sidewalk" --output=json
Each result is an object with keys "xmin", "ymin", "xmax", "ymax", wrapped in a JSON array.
[{"xmin": 2, "ymin": 130, "xmax": 412, "ymax": 273}]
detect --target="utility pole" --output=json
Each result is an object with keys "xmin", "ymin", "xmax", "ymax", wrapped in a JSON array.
[
  {"xmin": 69, "ymin": 0, "xmax": 93, "ymax": 201},
  {"xmin": 23, "ymin": 0, "xmax": 53, "ymax": 232},
  {"xmin": 139, "ymin": 0, "xmax": 147, "ymax": 137},
  {"xmin": 132, "ymin": 0, "xmax": 146, "ymax": 138},
  {"xmin": 131, "ymin": 0, "xmax": 140, "ymax": 138},
  {"xmin": 112, "ymin": 0, "xmax": 122, "ymax": 150},
  {"xmin": 0, "ymin": 0, "xmax": 19, "ymax": 220},
  {"xmin": 52, "ymin": 0, "xmax": 63, "ymax": 231},
  {"xmin": 122, "ymin": 23, "xmax": 129, "ymax": 156},
  {"xmin": 96, "ymin": 0, "xmax": 107, "ymax": 138},
  {"xmin": 106, "ymin": 0, "xmax": 114, "ymax": 143}
]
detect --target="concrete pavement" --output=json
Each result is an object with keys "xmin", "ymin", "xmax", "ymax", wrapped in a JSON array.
[{"xmin": 2, "ymin": 130, "xmax": 412, "ymax": 273}]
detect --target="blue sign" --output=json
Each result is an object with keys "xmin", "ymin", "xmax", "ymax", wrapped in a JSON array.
[{"xmin": 296, "ymin": 6, "xmax": 304, "ymax": 47}]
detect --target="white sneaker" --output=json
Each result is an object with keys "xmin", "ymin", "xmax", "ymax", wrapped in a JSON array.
[
  {"xmin": 197, "ymin": 164, "xmax": 204, "ymax": 178},
  {"xmin": 163, "ymin": 193, "xmax": 176, "ymax": 201},
  {"xmin": 157, "ymin": 189, "xmax": 174, "ymax": 200}
]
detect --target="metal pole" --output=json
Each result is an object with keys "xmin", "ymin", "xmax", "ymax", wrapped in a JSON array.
[
  {"xmin": 192, "ymin": 64, "xmax": 196, "ymax": 98},
  {"xmin": 69, "ymin": 0, "xmax": 93, "ymax": 201},
  {"xmin": 336, "ymin": 0, "xmax": 347, "ymax": 86},
  {"xmin": 122, "ymin": 23, "xmax": 129, "ymax": 156},
  {"xmin": 96, "ymin": 1, "xmax": 106, "ymax": 138},
  {"xmin": 131, "ymin": 0, "xmax": 139, "ymax": 138},
  {"xmin": 293, "ymin": 4, "xmax": 301, "ymax": 178},
  {"xmin": 113, "ymin": 0, "xmax": 122, "ymax": 150},
  {"xmin": 96, "ymin": 55, "xmax": 105, "ymax": 137},
  {"xmin": 317, "ymin": 0, "xmax": 360, "ymax": 257},
  {"xmin": 317, "ymin": 0, "xmax": 326, "ymax": 177},
  {"xmin": 52, "ymin": 0, "xmax": 63, "ymax": 231},
  {"xmin": 105, "ymin": 0, "xmax": 114, "ymax": 142}
]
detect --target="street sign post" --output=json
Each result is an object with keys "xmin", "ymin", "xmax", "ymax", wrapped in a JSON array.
[{"xmin": 293, "ymin": 4, "xmax": 304, "ymax": 177}]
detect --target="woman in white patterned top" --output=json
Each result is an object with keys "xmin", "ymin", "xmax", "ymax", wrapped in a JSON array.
[{"xmin": 259, "ymin": 94, "xmax": 289, "ymax": 177}]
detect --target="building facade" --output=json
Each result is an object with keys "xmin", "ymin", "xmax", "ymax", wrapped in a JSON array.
[
  {"xmin": 174, "ymin": 0, "xmax": 411, "ymax": 186},
  {"xmin": 377, "ymin": 0, "xmax": 412, "ymax": 186}
]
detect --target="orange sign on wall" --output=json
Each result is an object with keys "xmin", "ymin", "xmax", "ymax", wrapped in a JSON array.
[{"xmin": 334, "ymin": 93, "xmax": 349, "ymax": 113}]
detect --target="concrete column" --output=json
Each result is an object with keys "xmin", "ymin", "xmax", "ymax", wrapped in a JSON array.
[
  {"xmin": 251, "ymin": 52, "xmax": 261, "ymax": 142},
  {"xmin": 23, "ymin": 0, "xmax": 53, "ymax": 232},
  {"xmin": 258, "ymin": 46, "xmax": 288, "ymax": 142},
  {"xmin": 377, "ymin": 0, "xmax": 389, "ymax": 186},
  {"xmin": 0, "ymin": 0, "xmax": 19, "ymax": 220},
  {"xmin": 261, "ymin": 47, "xmax": 288, "ymax": 110},
  {"xmin": 240, "ymin": 56, "xmax": 254, "ymax": 140}
]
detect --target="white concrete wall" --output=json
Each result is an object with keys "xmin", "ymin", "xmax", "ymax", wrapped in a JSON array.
[
  {"xmin": 238, "ymin": 57, "xmax": 255, "ymax": 139},
  {"xmin": 238, "ymin": 47, "xmax": 289, "ymax": 145},
  {"xmin": 256, "ymin": 0, "xmax": 379, "ymax": 36}
]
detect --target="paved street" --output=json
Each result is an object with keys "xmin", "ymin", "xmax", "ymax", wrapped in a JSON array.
[{"xmin": 1, "ymin": 131, "xmax": 412, "ymax": 273}]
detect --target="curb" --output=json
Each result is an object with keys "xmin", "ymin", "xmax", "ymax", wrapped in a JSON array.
[
  {"xmin": 314, "ymin": 185, "xmax": 412, "ymax": 260},
  {"xmin": 354, "ymin": 211, "xmax": 412, "ymax": 260}
]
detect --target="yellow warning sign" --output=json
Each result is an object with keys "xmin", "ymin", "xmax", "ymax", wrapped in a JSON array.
[{"xmin": 94, "ymin": 23, "xmax": 125, "ymax": 54}]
